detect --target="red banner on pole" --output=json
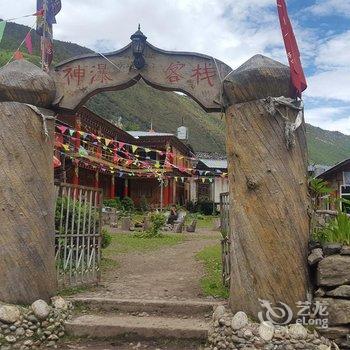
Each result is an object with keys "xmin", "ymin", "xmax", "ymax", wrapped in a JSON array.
[
  {"xmin": 25, "ymin": 32, "xmax": 33, "ymax": 54},
  {"xmin": 277, "ymin": 0, "xmax": 307, "ymax": 97}
]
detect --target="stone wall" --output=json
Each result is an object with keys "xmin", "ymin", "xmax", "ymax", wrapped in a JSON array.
[
  {"xmin": 0, "ymin": 297, "xmax": 72, "ymax": 349},
  {"xmin": 308, "ymin": 242, "xmax": 350, "ymax": 349},
  {"xmin": 206, "ymin": 305, "xmax": 335, "ymax": 350}
]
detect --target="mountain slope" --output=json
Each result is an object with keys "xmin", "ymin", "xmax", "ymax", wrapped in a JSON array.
[{"xmin": 1, "ymin": 21, "xmax": 349, "ymax": 165}]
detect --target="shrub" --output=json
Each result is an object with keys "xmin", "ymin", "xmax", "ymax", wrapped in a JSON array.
[
  {"xmin": 136, "ymin": 212, "xmax": 166, "ymax": 238},
  {"xmin": 197, "ymin": 200, "xmax": 216, "ymax": 215},
  {"xmin": 186, "ymin": 201, "xmax": 198, "ymax": 213},
  {"xmin": 101, "ymin": 228, "xmax": 112, "ymax": 249},
  {"xmin": 139, "ymin": 195, "xmax": 149, "ymax": 212},
  {"xmin": 103, "ymin": 198, "xmax": 122, "ymax": 209},
  {"xmin": 121, "ymin": 196, "xmax": 135, "ymax": 212},
  {"xmin": 313, "ymin": 212, "xmax": 350, "ymax": 245}
]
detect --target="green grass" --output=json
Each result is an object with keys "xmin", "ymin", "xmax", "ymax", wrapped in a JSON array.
[
  {"xmin": 184, "ymin": 213, "xmax": 219, "ymax": 229},
  {"xmin": 196, "ymin": 244, "xmax": 229, "ymax": 299},
  {"xmin": 103, "ymin": 232, "xmax": 186, "ymax": 256},
  {"xmin": 101, "ymin": 257, "xmax": 119, "ymax": 271},
  {"xmin": 58, "ymin": 284, "xmax": 98, "ymax": 297}
]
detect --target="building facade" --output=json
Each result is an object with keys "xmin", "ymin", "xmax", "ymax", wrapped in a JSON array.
[
  {"xmin": 317, "ymin": 158, "xmax": 350, "ymax": 213},
  {"xmin": 54, "ymin": 107, "xmax": 196, "ymax": 208}
]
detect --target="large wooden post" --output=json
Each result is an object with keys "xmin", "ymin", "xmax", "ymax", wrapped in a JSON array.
[
  {"xmin": 224, "ymin": 55, "xmax": 310, "ymax": 317},
  {"xmin": 0, "ymin": 60, "xmax": 57, "ymax": 304}
]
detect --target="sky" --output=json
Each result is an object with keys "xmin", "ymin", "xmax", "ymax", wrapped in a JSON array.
[{"xmin": 1, "ymin": 0, "xmax": 350, "ymax": 134}]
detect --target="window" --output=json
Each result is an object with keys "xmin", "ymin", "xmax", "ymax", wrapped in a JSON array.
[
  {"xmin": 343, "ymin": 171, "xmax": 350, "ymax": 185},
  {"xmin": 340, "ymin": 185, "xmax": 350, "ymax": 213}
]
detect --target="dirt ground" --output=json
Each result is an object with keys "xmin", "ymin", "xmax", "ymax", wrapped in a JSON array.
[
  {"xmin": 75, "ymin": 231, "xmax": 220, "ymax": 301},
  {"xmin": 61, "ymin": 229, "xmax": 220, "ymax": 349}
]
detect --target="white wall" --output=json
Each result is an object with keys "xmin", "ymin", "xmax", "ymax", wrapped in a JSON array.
[{"xmin": 213, "ymin": 177, "xmax": 229, "ymax": 203}]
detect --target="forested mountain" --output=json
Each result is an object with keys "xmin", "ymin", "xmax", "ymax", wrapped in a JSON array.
[{"xmin": 1, "ymin": 21, "xmax": 349, "ymax": 165}]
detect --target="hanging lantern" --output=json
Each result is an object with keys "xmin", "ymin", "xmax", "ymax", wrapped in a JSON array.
[{"xmin": 130, "ymin": 24, "xmax": 147, "ymax": 69}]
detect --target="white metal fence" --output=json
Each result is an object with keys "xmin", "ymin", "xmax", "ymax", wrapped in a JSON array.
[{"xmin": 54, "ymin": 183, "xmax": 103, "ymax": 288}]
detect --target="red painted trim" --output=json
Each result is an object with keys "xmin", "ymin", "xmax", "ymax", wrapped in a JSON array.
[{"xmin": 110, "ymin": 176, "xmax": 115, "ymax": 199}]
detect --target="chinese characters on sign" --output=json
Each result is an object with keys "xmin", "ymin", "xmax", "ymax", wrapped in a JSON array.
[
  {"xmin": 191, "ymin": 63, "xmax": 216, "ymax": 87},
  {"xmin": 61, "ymin": 60, "xmax": 218, "ymax": 90},
  {"xmin": 165, "ymin": 61, "xmax": 216, "ymax": 87},
  {"xmin": 62, "ymin": 64, "xmax": 113, "ymax": 86},
  {"xmin": 165, "ymin": 63, "xmax": 185, "ymax": 83}
]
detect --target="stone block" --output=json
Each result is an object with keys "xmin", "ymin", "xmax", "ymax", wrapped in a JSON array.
[{"xmin": 317, "ymin": 255, "xmax": 350, "ymax": 287}]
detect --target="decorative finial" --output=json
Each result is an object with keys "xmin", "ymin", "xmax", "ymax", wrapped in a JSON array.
[{"xmin": 138, "ymin": 24, "xmax": 141, "ymax": 31}]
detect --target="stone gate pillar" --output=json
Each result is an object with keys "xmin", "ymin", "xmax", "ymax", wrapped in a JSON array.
[
  {"xmin": 224, "ymin": 55, "xmax": 310, "ymax": 317},
  {"xmin": 0, "ymin": 60, "xmax": 57, "ymax": 304}
]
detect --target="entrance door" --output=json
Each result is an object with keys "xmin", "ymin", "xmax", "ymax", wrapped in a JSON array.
[{"xmin": 55, "ymin": 183, "xmax": 103, "ymax": 288}]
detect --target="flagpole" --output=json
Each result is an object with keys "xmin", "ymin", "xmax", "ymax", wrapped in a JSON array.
[{"xmin": 41, "ymin": 0, "xmax": 48, "ymax": 71}]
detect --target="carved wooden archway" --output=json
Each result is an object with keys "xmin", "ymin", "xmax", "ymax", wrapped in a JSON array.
[
  {"xmin": 49, "ymin": 29, "xmax": 310, "ymax": 317},
  {"xmin": 51, "ymin": 37, "xmax": 232, "ymax": 113}
]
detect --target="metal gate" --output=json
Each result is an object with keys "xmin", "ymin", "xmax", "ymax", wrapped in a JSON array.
[
  {"xmin": 220, "ymin": 192, "xmax": 231, "ymax": 287},
  {"xmin": 220, "ymin": 192, "xmax": 230, "ymax": 237},
  {"xmin": 54, "ymin": 183, "xmax": 103, "ymax": 288}
]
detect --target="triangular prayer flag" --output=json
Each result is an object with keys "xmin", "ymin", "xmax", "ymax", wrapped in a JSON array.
[
  {"xmin": 57, "ymin": 125, "xmax": 67, "ymax": 134},
  {"xmin": 78, "ymin": 146, "xmax": 88, "ymax": 157},
  {"xmin": 118, "ymin": 142, "xmax": 125, "ymax": 149},
  {"xmin": 155, "ymin": 161, "xmax": 160, "ymax": 169},
  {"xmin": 202, "ymin": 178, "xmax": 205, "ymax": 183},
  {"xmin": 25, "ymin": 32, "xmax": 33, "ymax": 54},
  {"xmin": 53, "ymin": 155, "xmax": 61, "ymax": 168},
  {"xmin": 105, "ymin": 138, "xmax": 112, "ymax": 146},
  {"xmin": 69, "ymin": 129, "xmax": 75, "ymax": 136},
  {"xmin": 62, "ymin": 144, "xmax": 69, "ymax": 151},
  {"xmin": 181, "ymin": 177, "xmax": 185, "ymax": 182},
  {"xmin": 14, "ymin": 50, "xmax": 24, "ymax": 60},
  {"xmin": 131, "ymin": 145, "xmax": 138, "ymax": 153},
  {"xmin": 0, "ymin": 21, "xmax": 6, "ymax": 43},
  {"xmin": 145, "ymin": 148, "xmax": 151, "ymax": 153}
]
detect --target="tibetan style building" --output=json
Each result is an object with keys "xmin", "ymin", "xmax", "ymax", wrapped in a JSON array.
[{"xmin": 54, "ymin": 107, "xmax": 196, "ymax": 208}]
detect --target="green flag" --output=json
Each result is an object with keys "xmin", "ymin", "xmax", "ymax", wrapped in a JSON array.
[{"xmin": 0, "ymin": 21, "xmax": 6, "ymax": 43}]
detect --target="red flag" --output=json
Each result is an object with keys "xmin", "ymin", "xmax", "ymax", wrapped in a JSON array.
[
  {"xmin": 277, "ymin": 0, "xmax": 307, "ymax": 97},
  {"xmin": 14, "ymin": 50, "xmax": 24, "ymax": 60},
  {"xmin": 34, "ymin": 9, "xmax": 44, "ymax": 16},
  {"xmin": 25, "ymin": 32, "xmax": 33, "ymax": 54},
  {"xmin": 53, "ymin": 155, "xmax": 61, "ymax": 168}
]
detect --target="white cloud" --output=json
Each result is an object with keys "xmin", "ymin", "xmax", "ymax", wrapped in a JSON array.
[
  {"xmin": 306, "ymin": 29, "xmax": 350, "ymax": 103},
  {"xmin": 305, "ymin": 107, "xmax": 350, "ymax": 134},
  {"xmin": 306, "ymin": 69, "xmax": 350, "ymax": 102},
  {"xmin": 307, "ymin": 0, "xmax": 350, "ymax": 17},
  {"xmin": 316, "ymin": 30, "xmax": 350, "ymax": 68}
]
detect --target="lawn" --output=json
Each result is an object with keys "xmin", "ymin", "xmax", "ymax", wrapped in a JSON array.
[
  {"xmin": 196, "ymin": 243, "xmax": 229, "ymax": 299},
  {"xmin": 103, "ymin": 232, "xmax": 186, "ymax": 256}
]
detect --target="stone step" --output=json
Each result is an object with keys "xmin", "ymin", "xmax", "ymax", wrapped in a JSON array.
[
  {"xmin": 70, "ymin": 297, "xmax": 219, "ymax": 317},
  {"xmin": 65, "ymin": 313, "xmax": 209, "ymax": 340}
]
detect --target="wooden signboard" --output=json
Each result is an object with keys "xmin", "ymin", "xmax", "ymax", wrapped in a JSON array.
[{"xmin": 51, "ymin": 42, "xmax": 232, "ymax": 113}]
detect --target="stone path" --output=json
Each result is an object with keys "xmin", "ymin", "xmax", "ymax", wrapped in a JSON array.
[
  {"xmin": 61, "ymin": 229, "xmax": 223, "ymax": 350},
  {"xmin": 76, "ymin": 231, "xmax": 220, "ymax": 301}
]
